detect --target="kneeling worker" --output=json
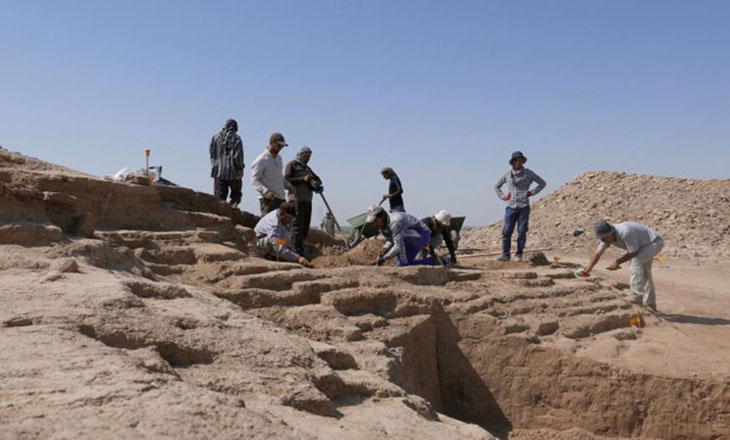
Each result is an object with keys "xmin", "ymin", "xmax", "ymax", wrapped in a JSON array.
[
  {"xmin": 422, "ymin": 210, "xmax": 458, "ymax": 267},
  {"xmin": 581, "ymin": 220, "xmax": 664, "ymax": 310},
  {"xmin": 367, "ymin": 205, "xmax": 433, "ymax": 267},
  {"xmin": 254, "ymin": 201, "xmax": 312, "ymax": 268}
]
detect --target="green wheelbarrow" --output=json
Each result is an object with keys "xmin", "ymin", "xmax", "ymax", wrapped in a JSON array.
[
  {"xmin": 346, "ymin": 211, "xmax": 381, "ymax": 248},
  {"xmin": 345, "ymin": 211, "xmax": 466, "ymax": 249}
]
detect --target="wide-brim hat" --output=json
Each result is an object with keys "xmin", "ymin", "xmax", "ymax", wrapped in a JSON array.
[{"xmin": 509, "ymin": 151, "xmax": 527, "ymax": 165}]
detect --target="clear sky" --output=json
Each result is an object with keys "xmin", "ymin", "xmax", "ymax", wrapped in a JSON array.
[{"xmin": 1, "ymin": 0, "xmax": 728, "ymax": 226}]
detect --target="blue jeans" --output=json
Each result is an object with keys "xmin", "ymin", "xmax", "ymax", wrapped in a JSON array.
[
  {"xmin": 502, "ymin": 206, "xmax": 530, "ymax": 257},
  {"xmin": 397, "ymin": 228, "xmax": 435, "ymax": 267}
]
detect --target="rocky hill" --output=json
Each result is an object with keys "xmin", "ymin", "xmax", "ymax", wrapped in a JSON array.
[{"xmin": 462, "ymin": 171, "xmax": 730, "ymax": 260}]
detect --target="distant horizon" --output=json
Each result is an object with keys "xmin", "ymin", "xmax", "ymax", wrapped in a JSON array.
[
  {"xmin": 2, "ymin": 0, "xmax": 728, "ymax": 225},
  {"xmin": 3, "ymin": 143, "xmax": 727, "ymax": 230}
]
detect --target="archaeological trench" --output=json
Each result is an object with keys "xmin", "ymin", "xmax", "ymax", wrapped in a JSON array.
[{"xmin": 1, "ymin": 150, "xmax": 729, "ymax": 439}]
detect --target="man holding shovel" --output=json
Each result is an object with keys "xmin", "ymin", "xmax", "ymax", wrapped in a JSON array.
[
  {"xmin": 581, "ymin": 220, "xmax": 664, "ymax": 311},
  {"xmin": 494, "ymin": 151, "xmax": 546, "ymax": 262},
  {"xmin": 285, "ymin": 146, "xmax": 323, "ymax": 256}
]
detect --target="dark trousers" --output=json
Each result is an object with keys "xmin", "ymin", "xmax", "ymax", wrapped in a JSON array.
[
  {"xmin": 259, "ymin": 197, "xmax": 284, "ymax": 217},
  {"xmin": 214, "ymin": 178, "xmax": 242, "ymax": 205},
  {"xmin": 390, "ymin": 204, "xmax": 405, "ymax": 213},
  {"xmin": 291, "ymin": 201, "xmax": 312, "ymax": 255},
  {"xmin": 502, "ymin": 206, "xmax": 530, "ymax": 257}
]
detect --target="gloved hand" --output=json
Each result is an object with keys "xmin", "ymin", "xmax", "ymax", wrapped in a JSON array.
[
  {"xmin": 502, "ymin": 193, "xmax": 511, "ymax": 201},
  {"xmin": 527, "ymin": 191, "xmax": 534, "ymax": 197}
]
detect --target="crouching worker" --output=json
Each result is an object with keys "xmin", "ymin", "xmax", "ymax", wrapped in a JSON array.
[
  {"xmin": 581, "ymin": 220, "xmax": 664, "ymax": 310},
  {"xmin": 422, "ymin": 210, "xmax": 458, "ymax": 267},
  {"xmin": 254, "ymin": 201, "xmax": 312, "ymax": 268},
  {"xmin": 366, "ymin": 205, "xmax": 434, "ymax": 267}
]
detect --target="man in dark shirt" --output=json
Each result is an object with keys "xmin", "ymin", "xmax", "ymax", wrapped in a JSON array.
[
  {"xmin": 285, "ymin": 146, "xmax": 322, "ymax": 255},
  {"xmin": 422, "ymin": 210, "xmax": 458, "ymax": 266},
  {"xmin": 209, "ymin": 119, "xmax": 244, "ymax": 207},
  {"xmin": 380, "ymin": 167, "xmax": 405, "ymax": 213}
]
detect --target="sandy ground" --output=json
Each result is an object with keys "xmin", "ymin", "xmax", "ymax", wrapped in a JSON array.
[{"xmin": 569, "ymin": 256, "xmax": 730, "ymax": 380}]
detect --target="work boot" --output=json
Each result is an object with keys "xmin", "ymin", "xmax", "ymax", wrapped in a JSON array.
[
  {"xmin": 514, "ymin": 254, "xmax": 523, "ymax": 263},
  {"xmin": 496, "ymin": 255, "xmax": 510, "ymax": 262}
]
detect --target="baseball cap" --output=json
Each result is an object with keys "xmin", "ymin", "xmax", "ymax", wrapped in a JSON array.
[{"xmin": 270, "ymin": 132, "xmax": 288, "ymax": 147}]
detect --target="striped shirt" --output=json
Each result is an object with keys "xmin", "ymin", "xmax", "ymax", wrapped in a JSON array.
[
  {"xmin": 209, "ymin": 131, "xmax": 244, "ymax": 180},
  {"xmin": 494, "ymin": 167, "xmax": 547, "ymax": 209}
]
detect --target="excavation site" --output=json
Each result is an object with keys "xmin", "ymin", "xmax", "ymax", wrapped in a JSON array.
[{"xmin": 2, "ymin": 148, "xmax": 730, "ymax": 440}]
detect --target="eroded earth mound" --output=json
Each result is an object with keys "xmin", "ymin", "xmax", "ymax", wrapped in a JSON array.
[{"xmin": 2, "ymin": 149, "xmax": 730, "ymax": 440}]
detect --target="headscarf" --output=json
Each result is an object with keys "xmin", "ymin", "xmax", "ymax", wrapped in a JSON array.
[
  {"xmin": 295, "ymin": 146, "xmax": 312, "ymax": 164},
  {"xmin": 219, "ymin": 119, "xmax": 240, "ymax": 152}
]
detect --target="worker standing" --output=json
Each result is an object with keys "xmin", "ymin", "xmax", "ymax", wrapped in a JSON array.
[
  {"xmin": 581, "ymin": 220, "xmax": 664, "ymax": 311},
  {"xmin": 209, "ymin": 119, "xmax": 244, "ymax": 207},
  {"xmin": 320, "ymin": 212, "xmax": 335, "ymax": 237},
  {"xmin": 367, "ymin": 205, "xmax": 433, "ymax": 267},
  {"xmin": 285, "ymin": 146, "xmax": 323, "ymax": 256},
  {"xmin": 253, "ymin": 201, "xmax": 312, "ymax": 268},
  {"xmin": 422, "ymin": 210, "xmax": 458, "ymax": 267},
  {"xmin": 380, "ymin": 167, "xmax": 405, "ymax": 213},
  {"xmin": 251, "ymin": 132, "xmax": 295, "ymax": 216},
  {"xmin": 494, "ymin": 151, "xmax": 546, "ymax": 262}
]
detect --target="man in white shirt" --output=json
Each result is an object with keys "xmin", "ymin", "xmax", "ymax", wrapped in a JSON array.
[
  {"xmin": 251, "ymin": 132, "xmax": 296, "ymax": 216},
  {"xmin": 582, "ymin": 220, "xmax": 665, "ymax": 310}
]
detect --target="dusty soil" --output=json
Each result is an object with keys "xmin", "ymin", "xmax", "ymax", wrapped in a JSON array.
[
  {"xmin": 312, "ymin": 239, "xmax": 395, "ymax": 268},
  {"xmin": 463, "ymin": 171, "xmax": 730, "ymax": 261},
  {"xmin": 2, "ymin": 149, "xmax": 730, "ymax": 440}
]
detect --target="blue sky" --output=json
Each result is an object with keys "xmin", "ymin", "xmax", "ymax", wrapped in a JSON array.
[{"xmin": 1, "ymin": 0, "xmax": 728, "ymax": 226}]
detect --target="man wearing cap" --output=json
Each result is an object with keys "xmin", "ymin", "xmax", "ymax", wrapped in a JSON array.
[
  {"xmin": 251, "ymin": 132, "xmax": 296, "ymax": 216},
  {"xmin": 582, "ymin": 220, "xmax": 664, "ymax": 310},
  {"xmin": 422, "ymin": 210, "xmax": 459, "ymax": 266},
  {"xmin": 254, "ymin": 200, "xmax": 312, "ymax": 268},
  {"xmin": 380, "ymin": 167, "xmax": 405, "ymax": 213},
  {"xmin": 494, "ymin": 151, "xmax": 546, "ymax": 262},
  {"xmin": 367, "ymin": 205, "xmax": 434, "ymax": 267},
  {"xmin": 285, "ymin": 146, "xmax": 323, "ymax": 255},
  {"xmin": 209, "ymin": 119, "xmax": 244, "ymax": 207}
]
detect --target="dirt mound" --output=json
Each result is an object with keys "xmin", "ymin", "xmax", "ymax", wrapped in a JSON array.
[
  {"xmin": 463, "ymin": 171, "xmax": 730, "ymax": 260},
  {"xmin": 313, "ymin": 239, "xmax": 393, "ymax": 268},
  {"xmin": 0, "ymin": 146, "xmax": 90, "ymax": 177}
]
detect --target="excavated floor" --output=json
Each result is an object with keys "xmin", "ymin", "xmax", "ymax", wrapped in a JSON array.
[{"xmin": 4, "ymin": 224, "xmax": 725, "ymax": 439}]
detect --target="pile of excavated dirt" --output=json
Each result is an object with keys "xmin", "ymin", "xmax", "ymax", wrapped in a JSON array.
[
  {"xmin": 462, "ymin": 171, "xmax": 730, "ymax": 260},
  {"xmin": 3, "ymin": 149, "xmax": 730, "ymax": 440},
  {"xmin": 312, "ymin": 239, "xmax": 394, "ymax": 268},
  {"xmin": 0, "ymin": 146, "xmax": 91, "ymax": 177}
]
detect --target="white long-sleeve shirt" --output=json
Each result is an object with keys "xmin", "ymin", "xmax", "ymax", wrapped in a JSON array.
[{"xmin": 251, "ymin": 149, "xmax": 294, "ymax": 200}]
